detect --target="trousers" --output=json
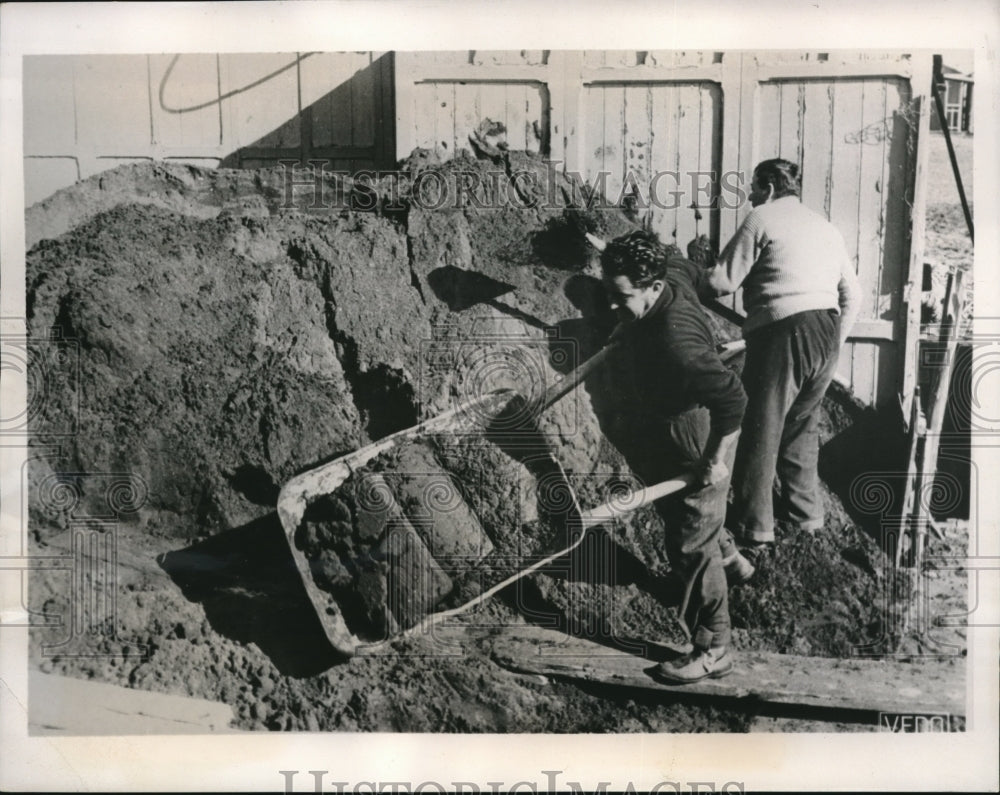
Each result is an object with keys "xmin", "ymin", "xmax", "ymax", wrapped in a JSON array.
[
  {"xmin": 622, "ymin": 406, "xmax": 733, "ymax": 651},
  {"xmin": 730, "ymin": 309, "xmax": 841, "ymax": 543}
]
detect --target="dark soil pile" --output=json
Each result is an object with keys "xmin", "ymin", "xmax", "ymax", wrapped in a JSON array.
[{"xmin": 26, "ymin": 154, "xmax": 933, "ymax": 732}]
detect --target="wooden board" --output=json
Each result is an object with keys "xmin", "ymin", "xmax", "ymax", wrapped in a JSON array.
[
  {"xmin": 487, "ymin": 625, "xmax": 965, "ymax": 717},
  {"xmin": 29, "ymin": 671, "xmax": 236, "ymax": 735}
]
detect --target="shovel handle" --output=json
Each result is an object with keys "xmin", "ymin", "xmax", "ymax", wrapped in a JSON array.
[
  {"xmin": 578, "ymin": 474, "xmax": 694, "ymax": 528},
  {"xmin": 537, "ymin": 341, "xmax": 619, "ymax": 412}
]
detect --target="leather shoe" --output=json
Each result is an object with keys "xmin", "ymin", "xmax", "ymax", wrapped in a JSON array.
[{"xmin": 650, "ymin": 646, "xmax": 734, "ymax": 684}]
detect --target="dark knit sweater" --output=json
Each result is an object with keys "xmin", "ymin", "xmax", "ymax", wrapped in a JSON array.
[{"xmin": 611, "ymin": 279, "xmax": 747, "ymax": 436}]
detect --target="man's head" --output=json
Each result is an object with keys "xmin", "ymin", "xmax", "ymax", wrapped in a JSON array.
[
  {"xmin": 599, "ymin": 230, "xmax": 667, "ymax": 322},
  {"xmin": 750, "ymin": 158, "xmax": 801, "ymax": 207}
]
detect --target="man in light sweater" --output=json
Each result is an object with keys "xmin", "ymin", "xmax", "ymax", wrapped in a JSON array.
[{"xmin": 705, "ymin": 158, "xmax": 861, "ymax": 553}]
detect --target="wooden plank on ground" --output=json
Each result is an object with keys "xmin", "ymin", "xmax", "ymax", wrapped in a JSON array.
[
  {"xmin": 488, "ymin": 625, "xmax": 965, "ymax": 717},
  {"xmin": 29, "ymin": 671, "xmax": 236, "ymax": 734}
]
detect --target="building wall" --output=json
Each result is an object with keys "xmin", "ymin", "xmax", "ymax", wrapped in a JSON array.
[
  {"xmin": 395, "ymin": 50, "xmax": 931, "ymax": 410},
  {"xmin": 929, "ymin": 76, "xmax": 974, "ymax": 133},
  {"xmin": 22, "ymin": 49, "xmax": 930, "ymax": 411},
  {"xmin": 22, "ymin": 52, "xmax": 394, "ymax": 206}
]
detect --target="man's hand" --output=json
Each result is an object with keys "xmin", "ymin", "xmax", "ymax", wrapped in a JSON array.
[
  {"xmin": 696, "ymin": 457, "xmax": 730, "ymax": 487},
  {"xmin": 697, "ymin": 427, "xmax": 740, "ymax": 487}
]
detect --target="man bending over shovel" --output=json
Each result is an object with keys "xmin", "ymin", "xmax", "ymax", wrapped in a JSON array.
[{"xmin": 598, "ymin": 230, "xmax": 748, "ymax": 683}]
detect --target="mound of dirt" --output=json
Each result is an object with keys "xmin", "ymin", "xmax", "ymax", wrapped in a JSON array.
[{"xmin": 25, "ymin": 154, "xmax": 927, "ymax": 732}]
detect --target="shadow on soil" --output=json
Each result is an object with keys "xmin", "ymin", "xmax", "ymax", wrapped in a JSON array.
[
  {"xmin": 818, "ymin": 392, "xmax": 909, "ymax": 555},
  {"xmin": 499, "ymin": 525, "xmax": 684, "ymax": 662},
  {"xmin": 158, "ymin": 513, "xmax": 343, "ymax": 677}
]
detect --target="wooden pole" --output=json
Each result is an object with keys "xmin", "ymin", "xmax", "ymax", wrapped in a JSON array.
[
  {"xmin": 931, "ymin": 55, "xmax": 975, "ymax": 244},
  {"xmin": 897, "ymin": 386, "xmax": 925, "ymax": 568},
  {"xmin": 913, "ymin": 269, "xmax": 965, "ymax": 568}
]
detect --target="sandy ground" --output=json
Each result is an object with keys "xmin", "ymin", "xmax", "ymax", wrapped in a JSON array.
[{"xmin": 24, "ymin": 147, "xmax": 970, "ymax": 734}]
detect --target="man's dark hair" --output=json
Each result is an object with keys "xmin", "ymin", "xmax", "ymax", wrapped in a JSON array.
[
  {"xmin": 753, "ymin": 158, "xmax": 801, "ymax": 199},
  {"xmin": 600, "ymin": 230, "xmax": 668, "ymax": 288}
]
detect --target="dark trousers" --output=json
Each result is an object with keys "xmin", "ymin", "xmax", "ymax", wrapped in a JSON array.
[
  {"xmin": 731, "ymin": 309, "xmax": 840, "ymax": 543},
  {"xmin": 621, "ymin": 407, "xmax": 733, "ymax": 651}
]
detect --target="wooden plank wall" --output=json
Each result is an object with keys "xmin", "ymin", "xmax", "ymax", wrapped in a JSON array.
[
  {"xmin": 581, "ymin": 82, "xmax": 721, "ymax": 249},
  {"xmin": 395, "ymin": 50, "xmax": 925, "ymax": 410},
  {"xmin": 22, "ymin": 52, "xmax": 395, "ymax": 206},
  {"xmin": 22, "ymin": 50, "xmax": 925, "ymax": 411},
  {"xmin": 756, "ymin": 76, "xmax": 914, "ymax": 404}
]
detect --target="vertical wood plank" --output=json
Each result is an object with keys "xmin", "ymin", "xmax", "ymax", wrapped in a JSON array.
[
  {"xmin": 649, "ymin": 83, "xmax": 677, "ymax": 243},
  {"xmin": 350, "ymin": 52, "xmax": 375, "ymax": 148},
  {"xmin": 851, "ymin": 343, "xmax": 878, "ymax": 409},
  {"xmin": 888, "ymin": 72, "xmax": 922, "ymax": 413},
  {"xmin": 300, "ymin": 52, "xmax": 360, "ymax": 149},
  {"xmin": 896, "ymin": 53, "xmax": 932, "ymax": 417},
  {"xmin": 693, "ymin": 83, "xmax": 715, "ymax": 235},
  {"xmin": 375, "ymin": 52, "xmax": 395, "ymax": 169},
  {"xmin": 478, "ymin": 82, "xmax": 508, "ymax": 144},
  {"xmin": 836, "ymin": 340, "xmax": 856, "ymax": 394},
  {"xmin": 329, "ymin": 66, "xmax": 354, "ymax": 148},
  {"xmin": 756, "ymin": 82, "xmax": 782, "ymax": 162},
  {"xmin": 723, "ymin": 52, "xmax": 756, "ymax": 316},
  {"xmin": 433, "ymin": 81, "xmax": 456, "ymax": 158},
  {"xmin": 547, "ymin": 51, "xmax": 568, "ymax": 167},
  {"xmin": 839, "ymin": 80, "xmax": 884, "ymax": 403},
  {"xmin": 525, "ymin": 82, "xmax": 544, "ymax": 155},
  {"xmin": 799, "ymin": 81, "xmax": 834, "ymax": 219},
  {"xmin": 410, "ymin": 83, "xmax": 435, "ymax": 152},
  {"xmin": 705, "ymin": 83, "xmax": 724, "ymax": 246},
  {"xmin": 601, "ymin": 84, "xmax": 625, "ymax": 208},
  {"xmin": 394, "ymin": 52, "xmax": 416, "ymax": 161},
  {"xmin": 829, "ymin": 81, "xmax": 863, "ymax": 273},
  {"xmin": 854, "ymin": 79, "xmax": 890, "ymax": 403},
  {"xmin": 857, "ymin": 78, "xmax": 888, "ymax": 323},
  {"xmin": 623, "ymin": 83, "xmax": 651, "ymax": 221},
  {"xmin": 582, "ymin": 84, "xmax": 607, "ymax": 202},
  {"xmin": 674, "ymin": 84, "xmax": 702, "ymax": 249},
  {"xmin": 454, "ymin": 82, "xmax": 480, "ymax": 157},
  {"xmin": 324, "ymin": 53, "xmax": 355, "ymax": 146},
  {"xmin": 718, "ymin": 51, "xmax": 745, "ymax": 245},
  {"xmin": 880, "ymin": 79, "xmax": 912, "ymax": 319},
  {"xmin": 506, "ymin": 82, "xmax": 527, "ymax": 151},
  {"xmin": 779, "ymin": 82, "xmax": 804, "ymax": 164}
]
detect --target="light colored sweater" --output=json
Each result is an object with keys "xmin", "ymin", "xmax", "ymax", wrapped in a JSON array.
[{"xmin": 707, "ymin": 196, "xmax": 861, "ymax": 337}]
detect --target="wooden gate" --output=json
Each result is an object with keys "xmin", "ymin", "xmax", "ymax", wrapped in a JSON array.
[{"xmin": 394, "ymin": 50, "xmax": 932, "ymax": 416}]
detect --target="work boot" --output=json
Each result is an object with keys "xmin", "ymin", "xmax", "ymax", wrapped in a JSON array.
[
  {"xmin": 721, "ymin": 550, "xmax": 755, "ymax": 586},
  {"xmin": 650, "ymin": 646, "xmax": 733, "ymax": 684}
]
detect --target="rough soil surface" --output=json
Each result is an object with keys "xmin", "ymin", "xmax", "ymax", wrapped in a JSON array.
[{"xmin": 26, "ymin": 152, "xmax": 966, "ymax": 733}]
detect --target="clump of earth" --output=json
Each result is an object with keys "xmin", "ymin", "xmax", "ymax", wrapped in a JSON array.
[{"xmin": 25, "ymin": 152, "xmax": 964, "ymax": 732}]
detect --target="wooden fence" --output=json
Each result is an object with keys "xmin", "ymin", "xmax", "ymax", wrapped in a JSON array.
[
  {"xmin": 395, "ymin": 50, "xmax": 932, "ymax": 413},
  {"xmin": 22, "ymin": 49, "xmax": 931, "ymax": 412}
]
